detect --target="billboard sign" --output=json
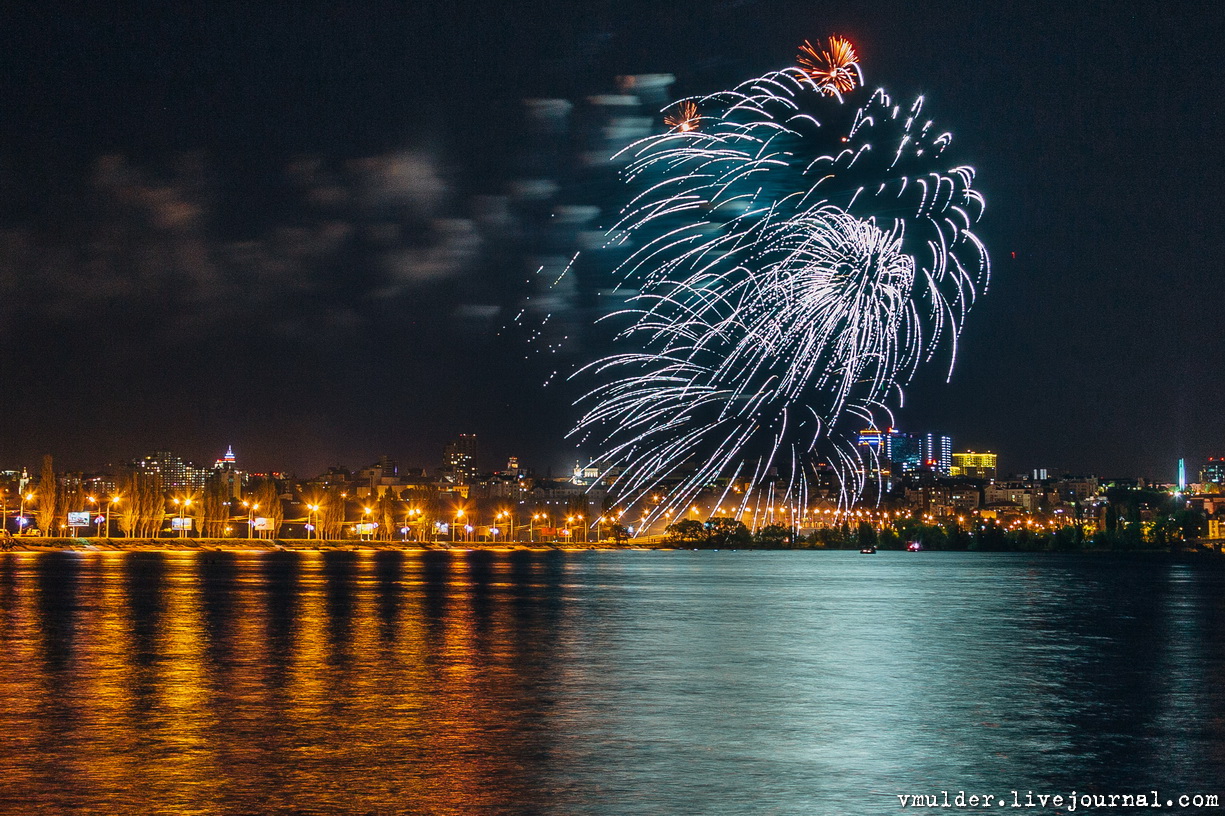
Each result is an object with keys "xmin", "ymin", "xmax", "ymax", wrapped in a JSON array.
[
  {"xmin": 171, "ymin": 517, "xmax": 193, "ymax": 530},
  {"xmin": 67, "ymin": 511, "xmax": 91, "ymax": 527},
  {"xmin": 253, "ymin": 517, "xmax": 272, "ymax": 531},
  {"xmin": 356, "ymin": 522, "xmax": 378, "ymax": 535}
]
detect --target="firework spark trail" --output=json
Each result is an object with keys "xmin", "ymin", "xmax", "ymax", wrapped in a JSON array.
[{"xmin": 571, "ymin": 42, "xmax": 989, "ymax": 524}]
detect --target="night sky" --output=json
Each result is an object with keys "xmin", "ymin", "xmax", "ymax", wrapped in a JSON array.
[{"xmin": 1, "ymin": 1, "xmax": 1221, "ymax": 480}]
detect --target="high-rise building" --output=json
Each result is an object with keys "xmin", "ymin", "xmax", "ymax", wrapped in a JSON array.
[
  {"xmin": 951, "ymin": 451, "xmax": 997, "ymax": 480},
  {"xmin": 922, "ymin": 433, "xmax": 953, "ymax": 475},
  {"xmin": 856, "ymin": 428, "xmax": 884, "ymax": 449},
  {"xmin": 885, "ymin": 431, "xmax": 923, "ymax": 473},
  {"xmin": 214, "ymin": 445, "xmax": 237, "ymax": 469},
  {"xmin": 1201, "ymin": 458, "xmax": 1225, "ymax": 485},
  {"xmin": 442, "ymin": 434, "xmax": 479, "ymax": 484},
  {"xmin": 860, "ymin": 428, "xmax": 935, "ymax": 475},
  {"xmin": 134, "ymin": 450, "xmax": 209, "ymax": 491},
  {"xmin": 375, "ymin": 455, "xmax": 398, "ymax": 477},
  {"xmin": 209, "ymin": 445, "xmax": 246, "ymax": 497}
]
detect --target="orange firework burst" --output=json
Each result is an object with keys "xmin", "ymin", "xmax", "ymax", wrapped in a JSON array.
[
  {"xmin": 797, "ymin": 35, "xmax": 860, "ymax": 94},
  {"xmin": 665, "ymin": 100, "xmax": 700, "ymax": 132}
]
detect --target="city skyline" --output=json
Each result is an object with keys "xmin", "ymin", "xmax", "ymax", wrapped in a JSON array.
[
  {"xmin": 5, "ymin": 434, "xmax": 1218, "ymax": 546},
  {"xmin": 0, "ymin": 2, "xmax": 1221, "ymax": 481},
  {"xmin": 2, "ymin": 430, "xmax": 1212, "ymax": 489}
]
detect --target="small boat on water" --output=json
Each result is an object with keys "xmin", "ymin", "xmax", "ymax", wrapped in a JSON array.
[{"xmin": 859, "ymin": 545, "xmax": 877, "ymax": 554}]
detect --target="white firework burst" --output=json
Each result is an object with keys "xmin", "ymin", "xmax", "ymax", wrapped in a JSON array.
[{"xmin": 573, "ymin": 61, "xmax": 989, "ymax": 523}]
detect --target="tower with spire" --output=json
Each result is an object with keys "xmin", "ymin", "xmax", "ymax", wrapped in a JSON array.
[{"xmin": 214, "ymin": 445, "xmax": 237, "ymax": 469}]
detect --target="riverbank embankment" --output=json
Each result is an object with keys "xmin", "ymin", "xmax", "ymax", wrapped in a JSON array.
[{"xmin": 0, "ymin": 537, "xmax": 651, "ymax": 552}]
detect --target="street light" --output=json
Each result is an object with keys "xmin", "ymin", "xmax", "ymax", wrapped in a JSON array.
[
  {"xmin": 18, "ymin": 492, "xmax": 33, "ymax": 536},
  {"xmin": 171, "ymin": 497, "xmax": 194, "ymax": 538},
  {"xmin": 105, "ymin": 495, "xmax": 120, "ymax": 538},
  {"xmin": 242, "ymin": 500, "xmax": 259, "ymax": 539},
  {"xmin": 86, "ymin": 496, "xmax": 99, "ymax": 538},
  {"xmin": 307, "ymin": 503, "xmax": 321, "ymax": 540}
]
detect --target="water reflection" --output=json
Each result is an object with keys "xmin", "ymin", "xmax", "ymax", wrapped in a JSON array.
[{"xmin": 0, "ymin": 551, "xmax": 1222, "ymax": 814}]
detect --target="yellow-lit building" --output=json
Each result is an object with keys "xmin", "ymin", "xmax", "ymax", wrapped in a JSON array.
[{"xmin": 951, "ymin": 451, "xmax": 997, "ymax": 479}]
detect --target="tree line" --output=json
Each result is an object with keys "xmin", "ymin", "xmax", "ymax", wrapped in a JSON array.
[{"xmin": 666, "ymin": 508, "xmax": 1211, "ymax": 553}]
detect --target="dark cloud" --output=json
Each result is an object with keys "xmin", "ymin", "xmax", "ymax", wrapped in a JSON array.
[{"xmin": 0, "ymin": 149, "xmax": 488, "ymax": 342}]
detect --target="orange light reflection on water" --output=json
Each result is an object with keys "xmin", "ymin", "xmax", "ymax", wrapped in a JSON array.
[{"xmin": 0, "ymin": 550, "xmax": 576, "ymax": 813}]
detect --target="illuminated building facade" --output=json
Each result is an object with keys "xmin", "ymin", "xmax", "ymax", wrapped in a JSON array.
[
  {"xmin": 885, "ymin": 431, "xmax": 922, "ymax": 473},
  {"xmin": 442, "ymin": 434, "xmax": 479, "ymax": 484},
  {"xmin": 951, "ymin": 451, "xmax": 997, "ymax": 480},
  {"xmin": 134, "ymin": 450, "xmax": 209, "ymax": 491},
  {"xmin": 858, "ymin": 428, "xmax": 931, "ymax": 475},
  {"xmin": 214, "ymin": 445, "xmax": 237, "ymax": 469},
  {"xmin": 856, "ymin": 428, "xmax": 884, "ymax": 449},
  {"xmin": 922, "ymin": 433, "xmax": 953, "ymax": 475}
]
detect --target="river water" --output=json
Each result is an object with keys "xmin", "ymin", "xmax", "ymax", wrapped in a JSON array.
[{"xmin": 0, "ymin": 550, "xmax": 1222, "ymax": 815}]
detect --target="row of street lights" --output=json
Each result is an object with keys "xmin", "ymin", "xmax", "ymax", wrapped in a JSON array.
[
  {"xmin": 3, "ymin": 491, "xmax": 122, "ymax": 537},
  {"xmin": 2, "ymin": 488, "xmax": 617, "ymax": 542}
]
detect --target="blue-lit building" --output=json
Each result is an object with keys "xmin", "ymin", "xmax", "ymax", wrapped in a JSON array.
[
  {"xmin": 857, "ymin": 428, "xmax": 927, "ymax": 475},
  {"xmin": 886, "ymin": 431, "xmax": 923, "ymax": 473}
]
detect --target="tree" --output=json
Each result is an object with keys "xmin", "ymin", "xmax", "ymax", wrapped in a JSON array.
[
  {"xmin": 117, "ymin": 473, "xmax": 139, "ymax": 538},
  {"xmin": 1105, "ymin": 504, "xmax": 1120, "ymax": 535},
  {"xmin": 321, "ymin": 487, "xmax": 347, "ymax": 541},
  {"xmin": 756, "ymin": 524, "xmax": 793, "ymax": 548},
  {"xmin": 666, "ymin": 518, "xmax": 706, "ymax": 545},
  {"xmin": 855, "ymin": 521, "xmax": 878, "ymax": 551},
  {"xmin": 137, "ymin": 472, "xmax": 165, "ymax": 537},
  {"xmin": 377, "ymin": 487, "xmax": 400, "ymax": 541},
  {"xmin": 59, "ymin": 481, "xmax": 81, "ymax": 538},
  {"xmin": 35, "ymin": 455, "xmax": 58, "ymax": 536},
  {"xmin": 118, "ymin": 470, "xmax": 164, "ymax": 537},
  {"xmin": 1175, "ymin": 509, "xmax": 1204, "ymax": 542},
  {"xmin": 253, "ymin": 478, "xmax": 284, "ymax": 538},
  {"xmin": 200, "ymin": 474, "xmax": 230, "ymax": 538},
  {"xmin": 706, "ymin": 517, "xmax": 751, "ymax": 548},
  {"xmin": 811, "ymin": 527, "xmax": 845, "ymax": 548}
]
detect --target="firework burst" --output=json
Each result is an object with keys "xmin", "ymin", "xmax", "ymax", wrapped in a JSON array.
[
  {"xmin": 664, "ymin": 100, "xmax": 700, "ymax": 132},
  {"xmin": 797, "ymin": 35, "xmax": 861, "ymax": 95},
  {"xmin": 572, "ymin": 41, "xmax": 989, "ymax": 524}
]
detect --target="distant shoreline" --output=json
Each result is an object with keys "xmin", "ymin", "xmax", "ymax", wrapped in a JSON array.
[
  {"xmin": 0, "ymin": 537, "xmax": 1219, "ymax": 557},
  {"xmin": 0, "ymin": 537, "xmax": 637, "ymax": 553}
]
